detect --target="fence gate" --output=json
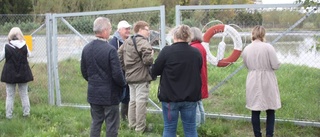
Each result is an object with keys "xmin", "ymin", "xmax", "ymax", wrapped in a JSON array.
[
  {"xmin": 175, "ymin": 4, "xmax": 320, "ymax": 127},
  {"xmin": 47, "ymin": 6, "xmax": 166, "ymax": 111}
]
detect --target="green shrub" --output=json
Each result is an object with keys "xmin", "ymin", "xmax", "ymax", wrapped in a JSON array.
[{"xmin": 1, "ymin": 22, "xmax": 42, "ymax": 35}]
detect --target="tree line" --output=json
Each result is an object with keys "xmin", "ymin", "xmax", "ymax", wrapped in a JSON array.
[
  {"xmin": 1, "ymin": 0, "xmax": 318, "ymax": 31},
  {"xmin": 0, "ymin": 0, "xmax": 254, "ymax": 14}
]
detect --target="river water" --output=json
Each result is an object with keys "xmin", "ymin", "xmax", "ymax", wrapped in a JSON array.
[
  {"xmin": 275, "ymin": 37, "xmax": 320, "ymax": 69},
  {"xmin": 212, "ymin": 32, "xmax": 320, "ymax": 69},
  {"xmin": 0, "ymin": 33, "xmax": 319, "ymax": 69}
]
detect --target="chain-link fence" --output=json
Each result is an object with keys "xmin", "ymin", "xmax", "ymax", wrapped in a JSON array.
[
  {"xmin": 176, "ymin": 4, "xmax": 320, "ymax": 69},
  {"xmin": 176, "ymin": 4, "xmax": 320, "ymax": 127},
  {"xmin": 1, "ymin": 4, "xmax": 319, "ymax": 128},
  {"xmin": 0, "ymin": 14, "xmax": 47, "ymax": 63},
  {"xmin": 0, "ymin": 14, "xmax": 48, "ymax": 104},
  {"xmin": 48, "ymin": 6, "xmax": 166, "ymax": 110}
]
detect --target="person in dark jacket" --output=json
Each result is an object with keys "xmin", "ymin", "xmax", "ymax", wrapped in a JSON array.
[
  {"xmin": 151, "ymin": 24, "xmax": 202, "ymax": 137},
  {"xmin": 81, "ymin": 17, "xmax": 126, "ymax": 137},
  {"xmin": 0, "ymin": 27, "xmax": 33, "ymax": 119},
  {"xmin": 109, "ymin": 20, "xmax": 131, "ymax": 121}
]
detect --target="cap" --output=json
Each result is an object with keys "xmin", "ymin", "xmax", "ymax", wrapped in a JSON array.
[{"xmin": 117, "ymin": 20, "xmax": 131, "ymax": 30}]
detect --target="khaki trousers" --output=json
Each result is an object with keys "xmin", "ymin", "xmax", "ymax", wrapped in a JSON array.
[{"xmin": 128, "ymin": 82, "xmax": 149, "ymax": 132}]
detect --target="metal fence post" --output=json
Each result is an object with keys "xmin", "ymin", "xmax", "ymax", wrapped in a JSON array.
[
  {"xmin": 52, "ymin": 14, "xmax": 62, "ymax": 106},
  {"xmin": 160, "ymin": 5, "xmax": 166, "ymax": 49},
  {"xmin": 46, "ymin": 13, "xmax": 55, "ymax": 105}
]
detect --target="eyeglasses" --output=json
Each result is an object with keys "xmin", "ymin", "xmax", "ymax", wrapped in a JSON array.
[{"xmin": 142, "ymin": 28, "xmax": 150, "ymax": 32}]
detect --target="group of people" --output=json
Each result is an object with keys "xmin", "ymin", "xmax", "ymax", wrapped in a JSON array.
[
  {"xmin": 80, "ymin": 17, "xmax": 281, "ymax": 137},
  {"xmin": 0, "ymin": 16, "xmax": 281, "ymax": 137},
  {"xmin": 80, "ymin": 17, "xmax": 155, "ymax": 136},
  {"xmin": 80, "ymin": 17, "xmax": 210, "ymax": 137}
]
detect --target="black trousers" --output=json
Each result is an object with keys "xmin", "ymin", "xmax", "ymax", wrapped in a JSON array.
[
  {"xmin": 251, "ymin": 110, "xmax": 275, "ymax": 137},
  {"xmin": 90, "ymin": 104, "xmax": 119, "ymax": 137}
]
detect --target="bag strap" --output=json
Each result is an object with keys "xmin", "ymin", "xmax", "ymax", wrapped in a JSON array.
[{"xmin": 132, "ymin": 35, "xmax": 143, "ymax": 62}]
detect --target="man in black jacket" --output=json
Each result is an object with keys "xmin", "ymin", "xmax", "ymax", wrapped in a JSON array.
[
  {"xmin": 109, "ymin": 20, "xmax": 131, "ymax": 121},
  {"xmin": 81, "ymin": 17, "xmax": 126, "ymax": 137}
]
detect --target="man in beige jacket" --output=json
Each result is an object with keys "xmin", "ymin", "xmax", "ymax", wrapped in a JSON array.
[{"xmin": 118, "ymin": 21, "xmax": 153, "ymax": 133}]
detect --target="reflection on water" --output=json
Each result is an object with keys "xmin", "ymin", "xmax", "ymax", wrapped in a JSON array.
[{"xmin": 275, "ymin": 37, "xmax": 320, "ymax": 69}]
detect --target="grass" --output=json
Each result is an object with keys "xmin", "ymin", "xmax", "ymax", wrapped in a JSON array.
[{"xmin": 0, "ymin": 58, "xmax": 319, "ymax": 137}]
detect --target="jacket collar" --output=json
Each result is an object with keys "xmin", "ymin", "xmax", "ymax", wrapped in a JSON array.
[{"xmin": 190, "ymin": 40, "xmax": 201, "ymax": 45}]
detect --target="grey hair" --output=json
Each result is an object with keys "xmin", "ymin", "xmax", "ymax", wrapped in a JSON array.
[
  {"xmin": 8, "ymin": 27, "xmax": 24, "ymax": 41},
  {"xmin": 190, "ymin": 27, "xmax": 203, "ymax": 42},
  {"xmin": 93, "ymin": 17, "xmax": 111, "ymax": 34}
]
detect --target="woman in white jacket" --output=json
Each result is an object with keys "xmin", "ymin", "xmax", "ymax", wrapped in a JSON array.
[
  {"xmin": 0, "ymin": 27, "xmax": 33, "ymax": 119},
  {"xmin": 242, "ymin": 25, "xmax": 281, "ymax": 137}
]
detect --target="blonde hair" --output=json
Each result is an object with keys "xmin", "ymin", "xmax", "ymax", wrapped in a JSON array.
[
  {"xmin": 251, "ymin": 25, "xmax": 266, "ymax": 42},
  {"xmin": 171, "ymin": 24, "xmax": 192, "ymax": 42},
  {"xmin": 8, "ymin": 27, "xmax": 24, "ymax": 41},
  {"xmin": 190, "ymin": 27, "xmax": 203, "ymax": 42},
  {"xmin": 93, "ymin": 17, "xmax": 111, "ymax": 34}
]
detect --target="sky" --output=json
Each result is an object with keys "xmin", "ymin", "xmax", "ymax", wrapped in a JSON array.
[{"xmin": 262, "ymin": 0, "xmax": 297, "ymax": 4}]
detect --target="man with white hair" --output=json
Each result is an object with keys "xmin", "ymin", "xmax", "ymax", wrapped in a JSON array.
[
  {"xmin": 109, "ymin": 20, "xmax": 132, "ymax": 121},
  {"xmin": 110, "ymin": 20, "xmax": 132, "ymax": 49},
  {"xmin": 81, "ymin": 17, "xmax": 126, "ymax": 137}
]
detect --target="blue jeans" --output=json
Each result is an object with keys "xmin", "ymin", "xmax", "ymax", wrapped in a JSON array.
[
  {"xmin": 161, "ymin": 102, "xmax": 198, "ymax": 137},
  {"xmin": 196, "ymin": 100, "xmax": 205, "ymax": 127}
]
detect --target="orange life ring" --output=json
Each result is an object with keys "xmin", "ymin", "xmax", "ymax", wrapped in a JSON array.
[{"xmin": 202, "ymin": 24, "xmax": 242, "ymax": 67}]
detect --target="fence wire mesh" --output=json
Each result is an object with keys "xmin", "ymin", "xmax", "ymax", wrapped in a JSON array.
[
  {"xmin": 177, "ymin": 4, "xmax": 320, "ymax": 126},
  {"xmin": 178, "ymin": 6, "xmax": 320, "ymax": 69},
  {"xmin": 0, "ymin": 14, "xmax": 48, "ymax": 103},
  {"xmin": 53, "ymin": 9, "xmax": 163, "ymax": 109},
  {"xmin": 0, "ymin": 4, "xmax": 319, "ymax": 128}
]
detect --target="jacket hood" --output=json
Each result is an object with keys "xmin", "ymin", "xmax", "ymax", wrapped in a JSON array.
[
  {"xmin": 113, "ymin": 31, "xmax": 125, "ymax": 43},
  {"xmin": 9, "ymin": 40, "xmax": 26, "ymax": 49}
]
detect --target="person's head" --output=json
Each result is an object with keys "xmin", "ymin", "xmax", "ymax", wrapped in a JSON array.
[
  {"xmin": 251, "ymin": 25, "xmax": 266, "ymax": 42},
  {"xmin": 117, "ymin": 20, "xmax": 131, "ymax": 39},
  {"xmin": 133, "ymin": 21, "xmax": 150, "ymax": 38},
  {"xmin": 190, "ymin": 27, "xmax": 203, "ymax": 42},
  {"xmin": 170, "ymin": 24, "xmax": 192, "ymax": 43},
  {"xmin": 93, "ymin": 17, "xmax": 112, "ymax": 39},
  {"xmin": 8, "ymin": 27, "xmax": 24, "ymax": 41}
]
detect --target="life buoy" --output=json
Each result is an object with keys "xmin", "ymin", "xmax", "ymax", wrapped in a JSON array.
[{"xmin": 201, "ymin": 24, "xmax": 242, "ymax": 67}]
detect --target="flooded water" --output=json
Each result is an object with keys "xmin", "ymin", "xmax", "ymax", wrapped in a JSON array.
[
  {"xmin": 275, "ymin": 37, "xmax": 320, "ymax": 69},
  {"xmin": 0, "ymin": 33, "xmax": 319, "ymax": 69},
  {"xmin": 211, "ymin": 33, "xmax": 320, "ymax": 69}
]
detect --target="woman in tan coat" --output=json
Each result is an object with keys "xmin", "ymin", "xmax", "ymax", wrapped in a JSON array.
[{"xmin": 242, "ymin": 25, "xmax": 281, "ymax": 137}]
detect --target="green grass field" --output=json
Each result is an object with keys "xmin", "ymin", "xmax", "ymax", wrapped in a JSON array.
[{"xmin": 0, "ymin": 58, "xmax": 319, "ymax": 137}]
